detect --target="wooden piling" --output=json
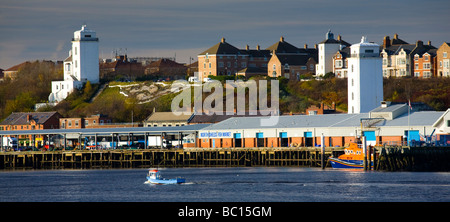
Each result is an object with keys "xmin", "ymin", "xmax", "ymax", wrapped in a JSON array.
[{"xmin": 4, "ymin": 145, "xmax": 449, "ymax": 171}]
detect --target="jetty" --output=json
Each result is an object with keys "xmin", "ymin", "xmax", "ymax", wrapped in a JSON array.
[
  {"xmin": 1, "ymin": 146, "xmax": 450, "ymax": 171},
  {"xmin": 0, "ymin": 147, "xmax": 343, "ymax": 169}
]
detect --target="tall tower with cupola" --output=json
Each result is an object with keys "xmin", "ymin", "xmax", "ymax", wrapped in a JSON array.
[
  {"xmin": 316, "ymin": 30, "xmax": 350, "ymax": 77},
  {"xmin": 347, "ymin": 36, "xmax": 383, "ymax": 114}
]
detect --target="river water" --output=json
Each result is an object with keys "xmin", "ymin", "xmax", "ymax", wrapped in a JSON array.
[{"xmin": 0, "ymin": 167, "xmax": 449, "ymax": 202}]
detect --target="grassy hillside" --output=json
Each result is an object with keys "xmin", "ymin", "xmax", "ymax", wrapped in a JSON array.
[{"xmin": 1, "ymin": 60, "xmax": 450, "ymax": 123}]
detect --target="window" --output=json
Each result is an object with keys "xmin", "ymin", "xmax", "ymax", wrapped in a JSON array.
[
  {"xmin": 400, "ymin": 69, "xmax": 406, "ymax": 76},
  {"xmin": 447, "ymin": 120, "xmax": 450, "ymax": 127},
  {"xmin": 414, "ymin": 72, "xmax": 420, "ymax": 77},
  {"xmin": 351, "ymin": 92, "xmax": 354, "ymax": 100},
  {"xmin": 308, "ymin": 110, "xmax": 318, "ymax": 115},
  {"xmin": 273, "ymin": 64, "xmax": 276, "ymax": 70},
  {"xmin": 75, "ymin": 120, "xmax": 79, "ymax": 127},
  {"xmin": 415, "ymin": 63, "xmax": 419, "ymax": 70},
  {"xmin": 351, "ymin": 78, "xmax": 354, "ymax": 86},
  {"xmin": 444, "ymin": 52, "xmax": 448, "ymax": 58},
  {"xmin": 85, "ymin": 120, "xmax": 89, "ymax": 126},
  {"xmin": 209, "ymin": 63, "xmax": 211, "ymax": 68},
  {"xmin": 218, "ymin": 62, "xmax": 224, "ymax": 68},
  {"xmin": 85, "ymin": 34, "xmax": 91, "ymax": 38},
  {"xmin": 75, "ymin": 47, "xmax": 77, "ymax": 55},
  {"xmin": 424, "ymin": 63, "xmax": 431, "ymax": 69}
]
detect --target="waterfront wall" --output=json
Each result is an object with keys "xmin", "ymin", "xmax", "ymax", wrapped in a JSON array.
[
  {"xmin": 0, "ymin": 147, "xmax": 342, "ymax": 169},
  {"xmin": 1, "ymin": 146, "xmax": 449, "ymax": 171},
  {"xmin": 376, "ymin": 146, "xmax": 450, "ymax": 171}
]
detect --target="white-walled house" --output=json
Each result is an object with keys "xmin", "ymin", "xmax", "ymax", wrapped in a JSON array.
[{"xmin": 315, "ymin": 30, "xmax": 350, "ymax": 77}]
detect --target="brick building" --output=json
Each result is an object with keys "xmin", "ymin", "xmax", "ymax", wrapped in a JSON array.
[
  {"xmin": 0, "ymin": 111, "xmax": 61, "ymax": 147},
  {"xmin": 436, "ymin": 42, "xmax": 450, "ymax": 77},
  {"xmin": 413, "ymin": 42, "xmax": 437, "ymax": 78},
  {"xmin": 60, "ymin": 114, "xmax": 112, "ymax": 129},
  {"xmin": 197, "ymin": 38, "xmax": 270, "ymax": 80}
]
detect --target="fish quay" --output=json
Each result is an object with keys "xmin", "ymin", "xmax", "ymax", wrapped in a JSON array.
[
  {"xmin": 1, "ymin": 145, "xmax": 450, "ymax": 171},
  {"xmin": 0, "ymin": 147, "xmax": 343, "ymax": 170}
]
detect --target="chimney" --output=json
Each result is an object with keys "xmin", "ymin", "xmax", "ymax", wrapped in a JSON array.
[
  {"xmin": 383, "ymin": 36, "xmax": 391, "ymax": 48},
  {"xmin": 314, "ymin": 44, "xmax": 318, "ymax": 49},
  {"xmin": 394, "ymin": 34, "xmax": 399, "ymax": 40},
  {"xmin": 280, "ymin": 36, "xmax": 284, "ymax": 42},
  {"xmin": 256, "ymin": 45, "xmax": 260, "ymax": 51},
  {"xmin": 428, "ymin": 40, "xmax": 432, "ymax": 46},
  {"xmin": 304, "ymin": 44, "xmax": 308, "ymax": 49},
  {"xmin": 245, "ymin": 45, "xmax": 249, "ymax": 50},
  {"xmin": 27, "ymin": 114, "xmax": 32, "ymax": 123},
  {"xmin": 221, "ymin": 37, "xmax": 226, "ymax": 43},
  {"xmin": 416, "ymin": 40, "xmax": 423, "ymax": 47},
  {"xmin": 337, "ymin": 35, "xmax": 342, "ymax": 41}
]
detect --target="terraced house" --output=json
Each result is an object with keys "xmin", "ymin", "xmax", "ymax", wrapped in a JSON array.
[
  {"xmin": 436, "ymin": 42, "xmax": 450, "ymax": 77},
  {"xmin": 381, "ymin": 34, "xmax": 436, "ymax": 78}
]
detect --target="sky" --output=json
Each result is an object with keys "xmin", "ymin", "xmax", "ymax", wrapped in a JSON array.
[{"xmin": 1, "ymin": 0, "xmax": 450, "ymax": 69}]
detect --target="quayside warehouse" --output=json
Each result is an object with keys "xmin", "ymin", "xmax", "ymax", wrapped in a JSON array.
[{"xmin": 197, "ymin": 103, "xmax": 450, "ymax": 148}]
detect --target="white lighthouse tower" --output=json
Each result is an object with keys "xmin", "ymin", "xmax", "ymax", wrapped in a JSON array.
[
  {"xmin": 347, "ymin": 36, "xmax": 383, "ymax": 114},
  {"xmin": 69, "ymin": 25, "xmax": 99, "ymax": 83},
  {"xmin": 49, "ymin": 25, "xmax": 99, "ymax": 103}
]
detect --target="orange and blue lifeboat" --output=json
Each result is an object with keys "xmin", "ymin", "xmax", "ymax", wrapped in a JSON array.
[{"xmin": 329, "ymin": 143, "xmax": 373, "ymax": 169}]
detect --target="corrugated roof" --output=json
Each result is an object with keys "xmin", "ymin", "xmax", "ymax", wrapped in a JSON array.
[
  {"xmin": 376, "ymin": 111, "xmax": 444, "ymax": 127},
  {"xmin": 200, "ymin": 111, "xmax": 444, "ymax": 131}
]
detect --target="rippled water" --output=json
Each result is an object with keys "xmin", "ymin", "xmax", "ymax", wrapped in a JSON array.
[{"xmin": 1, "ymin": 167, "xmax": 449, "ymax": 202}]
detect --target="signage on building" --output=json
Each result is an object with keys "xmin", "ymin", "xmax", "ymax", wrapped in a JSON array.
[{"xmin": 199, "ymin": 132, "xmax": 232, "ymax": 138}]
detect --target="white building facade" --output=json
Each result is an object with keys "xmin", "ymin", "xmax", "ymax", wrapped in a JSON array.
[
  {"xmin": 347, "ymin": 36, "xmax": 383, "ymax": 114},
  {"xmin": 315, "ymin": 30, "xmax": 348, "ymax": 77},
  {"xmin": 49, "ymin": 25, "xmax": 99, "ymax": 103}
]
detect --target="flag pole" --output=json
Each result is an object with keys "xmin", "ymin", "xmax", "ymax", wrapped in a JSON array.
[{"xmin": 408, "ymin": 100, "xmax": 411, "ymax": 145}]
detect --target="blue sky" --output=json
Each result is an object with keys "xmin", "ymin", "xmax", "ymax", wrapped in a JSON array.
[{"xmin": 1, "ymin": 0, "xmax": 449, "ymax": 69}]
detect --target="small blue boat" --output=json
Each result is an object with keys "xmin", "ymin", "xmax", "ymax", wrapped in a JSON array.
[{"xmin": 146, "ymin": 169, "xmax": 185, "ymax": 185}]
